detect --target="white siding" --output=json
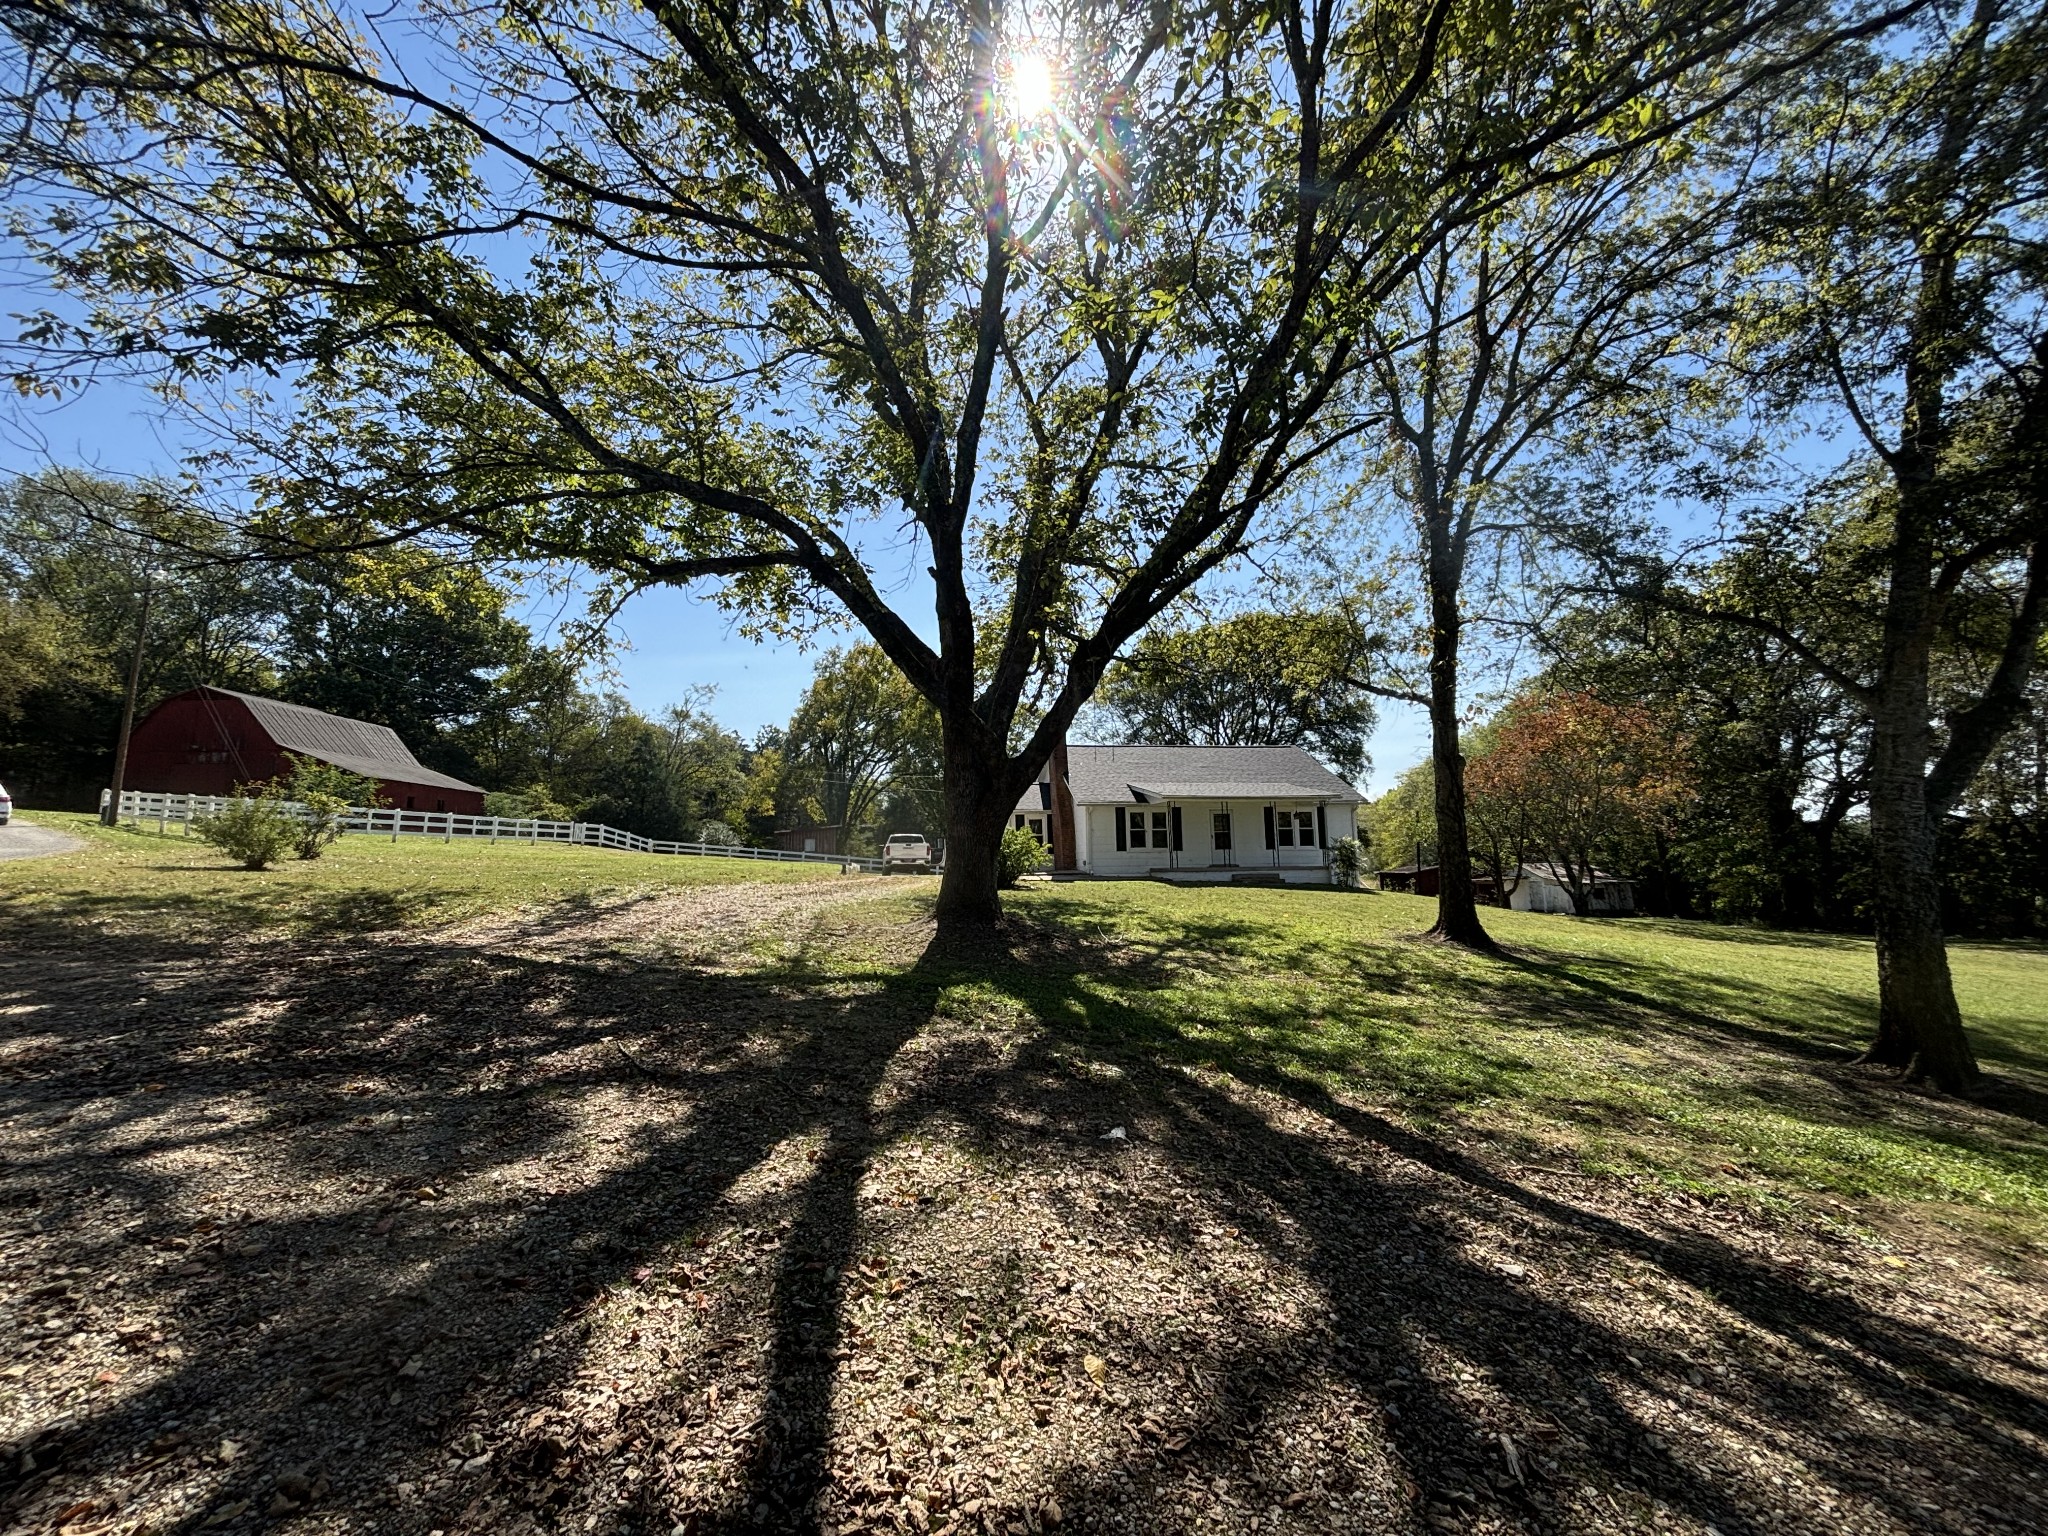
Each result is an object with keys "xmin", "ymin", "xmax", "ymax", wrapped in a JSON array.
[
  {"xmin": 1509, "ymin": 876, "xmax": 1575, "ymax": 913},
  {"xmin": 1509, "ymin": 874, "xmax": 1637, "ymax": 914},
  {"xmin": 1082, "ymin": 804, "xmax": 1154, "ymax": 878},
  {"xmin": 1326, "ymin": 802, "xmax": 1358, "ymax": 846},
  {"xmin": 1074, "ymin": 798, "xmax": 1354, "ymax": 878}
]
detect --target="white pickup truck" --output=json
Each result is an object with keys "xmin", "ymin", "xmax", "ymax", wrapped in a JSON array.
[{"xmin": 882, "ymin": 832, "xmax": 933, "ymax": 872}]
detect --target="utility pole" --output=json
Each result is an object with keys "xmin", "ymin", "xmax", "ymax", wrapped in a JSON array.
[{"xmin": 102, "ymin": 571, "xmax": 159, "ymax": 826}]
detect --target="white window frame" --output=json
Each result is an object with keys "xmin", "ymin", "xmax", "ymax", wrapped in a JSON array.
[{"xmin": 1128, "ymin": 809, "xmax": 1147, "ymax": 848}]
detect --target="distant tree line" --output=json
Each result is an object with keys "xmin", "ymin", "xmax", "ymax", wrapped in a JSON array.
[
  {"xmin": 1366, "ymin": 588, "xmax": 2047, "ymax": 941},
  {"xmin": 0, "ymin": 470, "xmax": 774, "ymax": 842}
]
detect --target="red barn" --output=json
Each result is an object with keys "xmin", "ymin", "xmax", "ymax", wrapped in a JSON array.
[{"xmin": 125, "ymin": 686, "xmax": 486, "ymax": 814}]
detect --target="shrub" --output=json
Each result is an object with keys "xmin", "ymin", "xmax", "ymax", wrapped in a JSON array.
[
  {"xmin": 997, "ymin": 825, "xmax": 1052, "ymax": 888},
  {"xmin": 695, "ymin": 820, "xmax": 740, "ymax": 846},
  {"xmin": 282, "ymin": 754, "xmax": 382, "ymax": 860},
  {"xmin": 483, "ymin": 784, "xmax": 571, "ymax": 821},
  {"xmin": 194, "ymin": 791, "xmax": 298, "ymax": 871},
  {"xmin": 1330, "ymin": 835, "xmax": 1367, "ymax": 889}
]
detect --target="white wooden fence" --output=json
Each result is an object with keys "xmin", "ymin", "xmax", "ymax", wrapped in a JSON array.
[{"xmin": 108, "ymin": 790, "xmax": 889, "ymax": 871}]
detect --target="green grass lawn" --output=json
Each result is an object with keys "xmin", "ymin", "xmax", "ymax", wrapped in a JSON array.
[
  {"xmin": 974, "ymin": 880, "xmax": 2048, "ymax": 1250},
  {"xmin": 3, "ymin": 810, "xmax": 845, "ymax": 937},
  {"xmin": 9, "ymin": 811, "xmax": 2046, "ymax": 1251}
]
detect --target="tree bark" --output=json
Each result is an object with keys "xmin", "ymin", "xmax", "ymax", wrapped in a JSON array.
[
  {"xmin": 931, "ymin": 722, "xmax": 1021, "ymax": 938},
  {"xmin": 1863, "ymin": 705, "xmax": 1979, "ymax": 1087},
  {"xmin": 1859, "ymin": 320, "xmax": 1982, "ymax": 1087},
  {"xmin": 1423, "ymin": 543, "xmax": 1493, "ymax": 949}
]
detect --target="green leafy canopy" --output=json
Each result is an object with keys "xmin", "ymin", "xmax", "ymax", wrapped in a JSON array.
[{"xmin": 1, "ymin": 0, "xmax": 1912, "ymax": 920}]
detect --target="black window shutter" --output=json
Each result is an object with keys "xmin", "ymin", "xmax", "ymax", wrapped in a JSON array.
[
  {"xmin": 1114, "ymin": 807, "xmax": 1127, "ymax": 851},
  {"xmin": 1317, "ymin": 805, "xmax": 1328, "ymax": 848},
  {"xmin": 1170, "ymin": 806, "xmax": 1183, "ymax": 852},
  {"xmin": 1263, "ymin": 805, "xmax": 1275, "ymax": 849},
  {"xmin": 1015, "ymin": 814, "xmax": 1025, "ymax": 830}
]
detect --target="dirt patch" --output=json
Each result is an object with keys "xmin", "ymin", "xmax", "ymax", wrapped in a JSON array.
[
  {"xmin": 439, "ymin": 874, "xmax": 908, "ymax": 960},
  {"xmin": 0, "ymin": 890, "xmax": 2041, "ymax": 1536}
]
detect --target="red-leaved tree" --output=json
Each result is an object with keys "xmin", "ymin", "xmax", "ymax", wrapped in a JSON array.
[{"xmin": 1467, "ymin": 691, "xmax": 1688, "ymax": 913}]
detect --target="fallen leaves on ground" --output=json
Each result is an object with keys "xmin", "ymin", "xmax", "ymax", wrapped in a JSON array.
[{"xmin": 0, "ymin": 881, "xmax": 2041, "ymax": 1536}]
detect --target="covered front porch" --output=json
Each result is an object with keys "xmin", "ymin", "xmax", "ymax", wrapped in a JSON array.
[{"xmin": 1073, "ymin": 796, "xmax": 1353, "ymax": 884}]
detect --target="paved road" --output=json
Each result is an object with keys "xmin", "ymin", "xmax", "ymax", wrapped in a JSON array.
[{"xmin": 0, "ymin": 817, "xmax": 85, "ymax": 861}]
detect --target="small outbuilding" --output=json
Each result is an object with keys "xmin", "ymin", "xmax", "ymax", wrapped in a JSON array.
[
  {"xmin": 773, "ymin": 823, "xmax": 844, "ymax": 855},
  {"xmin": 124, "ymin": 686, "xmax": 486, "ymax": 814},
  {"xmin": 1506, "ymin": 862, "xmax": 1638, "ymax": 915},
  {"xmin": 1375, "ymin": 862, "xmax": 1440, "ymax": 896},
  {"xmin": 1374, "ymin": 863, "xmax": 1500, "ymax": 902}
]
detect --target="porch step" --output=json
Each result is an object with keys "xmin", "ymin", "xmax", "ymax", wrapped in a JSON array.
[{"xmin": 1227, "ymin": 872, "xmax": 1286, "ymax": 886}]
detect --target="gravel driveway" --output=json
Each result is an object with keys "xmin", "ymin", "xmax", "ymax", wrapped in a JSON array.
[{"xmin": 0, "ymin": 816, "xmax": 84, "ymax": 861}]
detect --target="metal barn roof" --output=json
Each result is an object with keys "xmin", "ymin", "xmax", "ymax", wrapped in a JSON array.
[{"xmin": 202, "ymin": 688, "xmax": 483, "ymax": 793}]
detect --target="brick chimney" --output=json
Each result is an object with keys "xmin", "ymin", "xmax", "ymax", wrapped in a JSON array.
[{"xmin": 1050, "ymin": 736, "xmax": 1077, "ymax": 872}]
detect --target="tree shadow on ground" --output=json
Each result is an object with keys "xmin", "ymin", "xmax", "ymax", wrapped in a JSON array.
[
  {"xmin": 950, "ymin": 927, "xmax": 2047, "ymax": 1536},
  {"xmin": 0, "ymin": 899, "xmax": 2041, "ymax": 1536},
  {"xmin": 1, "ymin": 910, "xmax": 944, "ymax": 1534},
  {"xmin": 1609, "ymin": 919, "xmax": 1869, "ymax": 951},
  {"xmin": 6, "ymin": 879, "xmax": 473, "ymax": 941},
  {"xmin": 1491, "ymin": 946, "xmax": 2048, "ymax": 1135}
]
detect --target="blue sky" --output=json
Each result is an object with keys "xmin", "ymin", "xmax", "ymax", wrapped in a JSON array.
[
  {"xmin": 1, "ymin": 370, "xmax": 850, "ymax": 734},
  {"xmin": 2, "ymin": 376, "xmax": 1435, "ymax": 794}
]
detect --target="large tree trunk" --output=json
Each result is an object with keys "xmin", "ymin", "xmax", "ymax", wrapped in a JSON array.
[
  {"xmin": 1861, "ymin": 374, "xmax": 1977, "ymax": 1084},
  {"xmin": 1862, "ymin": 690, "xmax": 1981, "ymax": 1089},
  {"xmin": 931, "ymin": 723, "xmax": 1018, "ymax": 938},
  {"xmin": 1423, "ymin": 540, "xmax": 1493, "ymax": 948}
]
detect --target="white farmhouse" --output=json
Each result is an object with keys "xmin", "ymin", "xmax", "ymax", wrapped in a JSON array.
[{"xmin": 1013, "ymin": 744, "xmax": 1362, "ymax": 884}]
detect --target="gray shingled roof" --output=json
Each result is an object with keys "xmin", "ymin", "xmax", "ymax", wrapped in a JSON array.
[
  {"xmin": 1065, "ymin": 744, "xmax": 1362, "ymax": 805},
  {"xmin": 209, "ymin": 688, "xmax": 483, "ymax": 793}
]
